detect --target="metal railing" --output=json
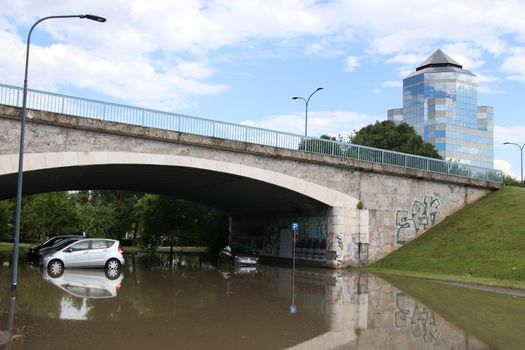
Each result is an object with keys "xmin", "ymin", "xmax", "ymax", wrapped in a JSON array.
[{"xmin": 0, "ymin": 83, "xmax": 503, "ymax": 183}]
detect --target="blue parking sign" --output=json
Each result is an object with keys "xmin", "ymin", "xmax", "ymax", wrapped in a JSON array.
[{"xmin": 292, "ymin": 222, "xmax": 299, "ymax": 231}]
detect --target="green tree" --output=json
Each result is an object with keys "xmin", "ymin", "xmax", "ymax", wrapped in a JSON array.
[
  {"xmin": 350, "ymin": 121, "xmax": 442, "ymax": 159},
  {"xmin": 83, "ymin": 200, "xmax": 117, "ymax": 237},
  {"xmin": 72, "ymin": 190, "xmax": 143, "ymax": 239},
  {"xmin": 21, "ymin": 192, "xmax": 81, "ymax": 241},
  {"xmin": 136, "ymin": 194, "xmax": 229, "ymax": 253},
  {"xmin": 299, "ymin": 134, "xmax": 347, "ymax": 156},
  {"xmin": 504, "ymin": 174, "xmax": 522, "ymax": 187},
  {"xmin": 0, "ymin": 200, "xmax": 13, "ymax": 241}
]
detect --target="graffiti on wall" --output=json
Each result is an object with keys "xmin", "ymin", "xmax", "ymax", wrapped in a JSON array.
[
  {"xmin": 394, "ymin": 292, "xmax": 441, "ymax": 345},
  {"xmin": 263, "ymin": 216, "xmax": 328, "ymax": 256},
  {"xmin": 395, "ymin": 195, "xmax": 441, "ymax": 245}
]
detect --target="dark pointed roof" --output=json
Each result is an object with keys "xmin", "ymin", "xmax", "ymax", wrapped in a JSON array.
[{"xmin": 416, "ymin": 49, "xmax": 463, "ymax": 71}]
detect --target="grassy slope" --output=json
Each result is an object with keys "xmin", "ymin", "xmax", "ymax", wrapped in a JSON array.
[{"xmin": 372, "ymin": 186, "xmax": 525, "ymax": 282}]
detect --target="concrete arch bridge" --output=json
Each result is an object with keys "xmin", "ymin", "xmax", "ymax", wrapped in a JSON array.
[{"xmin": 0, "ymin": 93, "xmax": 501, "ymax": 268}]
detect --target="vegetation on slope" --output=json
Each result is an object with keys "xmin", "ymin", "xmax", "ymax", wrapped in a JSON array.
[{"xmin": 372, "ymin": 186, "xmax": 525, "ymax": 282}]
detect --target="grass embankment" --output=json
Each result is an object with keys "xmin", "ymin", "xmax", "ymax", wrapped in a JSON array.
[
  {"xmin": 0, "ymin": 242, "xmax": 31, "ymax": 253},
  {"xmin": 370, "ymin": 186, "xmax": 525, "ymax": 287}
]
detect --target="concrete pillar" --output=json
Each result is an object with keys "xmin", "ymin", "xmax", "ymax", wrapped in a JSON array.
[{"xmin": 326, "ymin": 206, "xmax": 369, "ymax": 268}]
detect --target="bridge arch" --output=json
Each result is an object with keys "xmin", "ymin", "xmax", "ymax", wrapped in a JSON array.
[
  {"xmin": 0, "ymin": 151, "xmax": 359, "ymax": 209},
  {"xmin": 0, "ymin": 151, "xmax": 365, "ymax": 268}
]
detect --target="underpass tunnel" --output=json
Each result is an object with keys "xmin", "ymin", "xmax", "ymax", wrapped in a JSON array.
[{"xmin": 0, "ymin": 163, "xmax": 332, "ymax": 258}]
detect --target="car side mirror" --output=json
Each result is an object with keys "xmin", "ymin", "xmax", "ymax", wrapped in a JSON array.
[{"xmin": 65, "ymin": 248, "xmax": 73, "ymax": 253}]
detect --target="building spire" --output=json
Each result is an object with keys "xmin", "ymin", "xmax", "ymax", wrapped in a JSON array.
[{"xmin": 416, "ymin": 49, "xmax": 462, "ymax": 71}]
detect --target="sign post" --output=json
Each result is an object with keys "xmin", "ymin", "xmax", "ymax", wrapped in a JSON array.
[{"xmin": 290, "ymin": 222, "xmax": 299, "ymax": 314}]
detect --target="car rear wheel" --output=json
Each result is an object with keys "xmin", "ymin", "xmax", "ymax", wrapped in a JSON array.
[
  {"xmin": 105, "ymin": 258, "xmax": 121, "ymax": 270},
  {"xmin": 47, "ymin": 259, "xmax": 64, "ymax": 277}
]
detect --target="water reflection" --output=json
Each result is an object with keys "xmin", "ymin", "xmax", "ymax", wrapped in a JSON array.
[
  {"xmin": 42, "ymin": 268, "xmax": 123, "ymax": 299},
  {"xmin": 0, "ymin": 292, "xmax": 16, "ymax": 350},
  {"xmin": 394, "ymin": 292, "xmax": 440, "ymax": 344},
  {"xmin": 0, "ymin": 254, "xmax": 508, "ymax": 349}
]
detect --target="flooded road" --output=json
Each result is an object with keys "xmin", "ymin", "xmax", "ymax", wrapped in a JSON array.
[{"xmin": 0, "ymin": 253, "xmax": 524, "ymax": 349}]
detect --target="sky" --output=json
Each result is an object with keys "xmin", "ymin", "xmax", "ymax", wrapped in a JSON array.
[{"xmin": 1, "ymin": 0, "xmax": 524, "ymax": 178}]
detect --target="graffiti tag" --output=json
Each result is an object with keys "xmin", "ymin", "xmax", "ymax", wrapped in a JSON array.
[{"xmin": 395, "ymin": 195, "xmax": 440, "ymax": 245}]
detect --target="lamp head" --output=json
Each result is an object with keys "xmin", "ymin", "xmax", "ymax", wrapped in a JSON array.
[
  {"xmin": 82, "ymin": 14, "xmax": 106, "ymax": 22},
  {"xmin": 292, "ymin": 97, "xmax": 300, "ymax": 100},
  {"xmin": 316, "ymin": 87, "xmax": 324, "ymax": 92}
]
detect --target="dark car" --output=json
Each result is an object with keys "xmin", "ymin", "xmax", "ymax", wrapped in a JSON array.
[
  {"xmin": 27, "ymin": 235, "xmax": 84, "ymax": 258},
  {"xmin": 30, "ymin": 236, "xmax": 85, "ymax": 264},
  {"xmin": 218, "ymin": 245, "xmax": 259, "ymax": 266}
]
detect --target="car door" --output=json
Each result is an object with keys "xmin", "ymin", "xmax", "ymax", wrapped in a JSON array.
[
  {"xmin": 89, "ymin": 239, "xmax": 111, "ymax": 267},
  {"xmin": 63, "ymin": 240, "xmax": 91, "ymax": 268}
]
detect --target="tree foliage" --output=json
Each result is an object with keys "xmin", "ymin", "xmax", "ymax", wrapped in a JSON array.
[
  {"xmin": 350, "ymin": 121, "xmax": 442, "ymax": 159},
  {"xmin": 21, "ymin": 192, "xmax": 81, "ymax": 241},
  {"xmin": 136, "ymin": 194, "xmax": 228, "ymax": 253},
  {"xmin": 504, "ymin": 174, "xmax": 522, "ymax": 187},
  {"xmin": 1, "ymin": 189, "xmax": 229, "ymax": 252},
  {"xmin": 0, "ymin": 200, "xmax": 13, "ymax": 241}
]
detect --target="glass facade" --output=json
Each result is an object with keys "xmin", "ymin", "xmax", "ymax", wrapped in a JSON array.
[{"xmin": 388, "ymin": 50, "xmax": 494, "ymax": 169}]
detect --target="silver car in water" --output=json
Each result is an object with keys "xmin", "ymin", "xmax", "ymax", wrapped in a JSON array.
[{"xmin": 43, "ymin": 238, "xmax": 124, "ymax": 276}]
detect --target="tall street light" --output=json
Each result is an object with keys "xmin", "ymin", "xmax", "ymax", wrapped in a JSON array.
[
  {"xmin": 292, "ymin": 87, "xmax": 324, "ymax": 138},
  {"xmin": 11, "ymin": 14, "xmax": 106, "ymax": 290},
  {"xmin": 503, "ymin": 142, "xmax": 525, "ymax": 187}
]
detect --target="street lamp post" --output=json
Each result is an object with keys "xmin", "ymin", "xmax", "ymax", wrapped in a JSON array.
[
  {"xmin": 292, "ymin": 87, "xmax": 323, "ymax": 138},
  {"xmin": 503, "ymin": 142, "xmax": 525, "ymax": 187},
  {"xmin": 11, "ymin": 14, "xmax": 106, "ymax": 290}
]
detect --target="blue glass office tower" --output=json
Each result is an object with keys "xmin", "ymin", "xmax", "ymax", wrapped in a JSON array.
[{"xmin": 388, "ymin": 49, "xmax": 494, "ymax": 168}]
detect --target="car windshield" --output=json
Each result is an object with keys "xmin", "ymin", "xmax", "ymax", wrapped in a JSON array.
[{"xmin": 41, "ymin": 236, "xmax": 66, "ymax": 248}]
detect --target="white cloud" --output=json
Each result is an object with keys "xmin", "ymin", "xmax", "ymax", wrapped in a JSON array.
[
  {"xmin": 372, "ymin": 88, "xmax": 381, "ymax": 95},
  {"xmin": 494, "ymin": 125, "xmax": 525, "ymax": 144},
  {"xmin": 476, "ymin": 73, "xmax": 503, "ymax": 94},
  {"xmin": 241, "ymin": 110, "xmax": 379, "ymax": 138},
  {"xmin": 2, "ymin": 1, "xmax": 525, "ymax": 110},
  {"xmin": 494, "ymin": 159, "xmax": 514, "ymax": 176},
  {"xmin": 501, "ymin": 54, "xmax": 525, "ymax": 82},
  {"xmin": 382, "ymin": 81, "xmax": 401, "ymax": 88},
  {"xmin": 344, "ymin": 56, "xmax": 360, "ymax": 72},
  {"xmin": 440, "ymin": 42, "xmax": 485, "ymax": 69}
]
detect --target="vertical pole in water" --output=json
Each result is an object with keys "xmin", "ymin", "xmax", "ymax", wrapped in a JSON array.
[{"xmin": 290, "ymin": 222, "xmax": 299, "ymax": 314}]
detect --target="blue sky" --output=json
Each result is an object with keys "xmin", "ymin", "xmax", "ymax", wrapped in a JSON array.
[{"xmin": 1, "ymin": 1, "xmax": 524, "ymax": 178}]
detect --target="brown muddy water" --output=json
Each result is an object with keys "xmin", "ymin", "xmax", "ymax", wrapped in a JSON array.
[{"xmin": 0, "ymin": 253, "xmax": 523, "ymax": 350}]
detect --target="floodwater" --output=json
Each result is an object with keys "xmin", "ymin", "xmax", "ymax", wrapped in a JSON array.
[{"xmin": 0, "ymin": 254, "xmax": 524, "ymax": 350}]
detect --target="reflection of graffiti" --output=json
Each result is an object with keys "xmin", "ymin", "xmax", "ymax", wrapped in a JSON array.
[
  {"xmin": 395, "ymin": 195, "xmax": 441, "ymax": 244},
  {"xmin": 394, "ymin": 292, "xmax": 440, "ymax": 345}
]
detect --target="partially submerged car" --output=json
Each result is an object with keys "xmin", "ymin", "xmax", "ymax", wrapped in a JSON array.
[
  {"xmin": 43, "ymin": 238, "xmax": 125, "ymax": 277},
  {"xmin": 27, "ymin": 235, "xmax": 84, "ymax": 259},
  {"xmin": 218, "ymin": 245, "xmax": 259, "ymax": 266}
]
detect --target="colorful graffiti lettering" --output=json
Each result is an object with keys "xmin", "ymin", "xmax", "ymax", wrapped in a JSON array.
[{"xmin": 395, "ymin": 195, "xmax": 441, "ymax": 245}]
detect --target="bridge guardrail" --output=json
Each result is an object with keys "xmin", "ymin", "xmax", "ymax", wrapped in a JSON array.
[{"xmin": 0, "ymin": 83, "xmax": 503, "ymax": 183}]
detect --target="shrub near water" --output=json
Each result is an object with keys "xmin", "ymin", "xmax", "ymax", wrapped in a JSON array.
[{"xmin": 373, "ymin": 186, "xmax": 525, "ymax": 281}]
